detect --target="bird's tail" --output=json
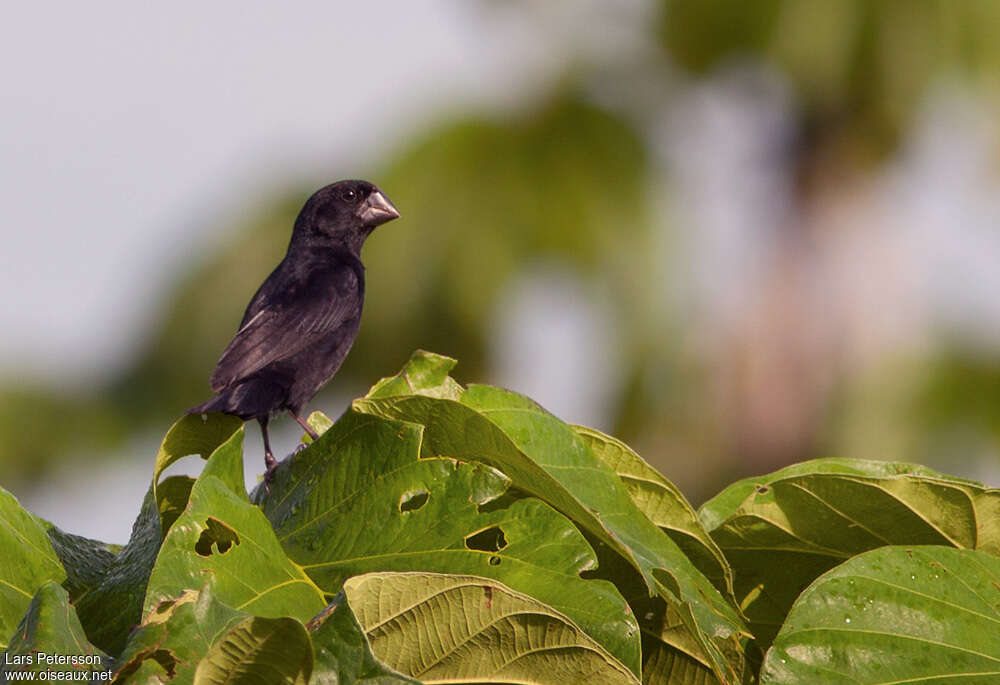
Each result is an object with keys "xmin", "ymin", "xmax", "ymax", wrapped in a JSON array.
[
  {"xmin": 186, "ymin": 378, "xmax": 285, "ymax": 421},
  {"xmin": 186, "ymin": 394, "xmax": 234, "ymax": 416}
]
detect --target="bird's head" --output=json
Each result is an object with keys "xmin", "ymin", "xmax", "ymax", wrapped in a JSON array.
[{"xmin": 292, "ymin": 180, "xmax": 400, "ymax": 252}]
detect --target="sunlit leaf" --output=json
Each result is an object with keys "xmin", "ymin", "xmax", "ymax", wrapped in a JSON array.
[
  {"xmin": 345, "ymin": 572, "xmax": 640, "ymax": 684},
  {"xmin": 761, "ymin": 546, "xmax": 1000, "ymax": 684},
  {"xmin": 307, "ymin": 594, "xmax": 419, "ymax": 684},
  {"xmin": 2, "ymin": 582, "xmax": 108, "ymax": 680},
  {"xmin": 0, "ymin": 488, "xmax": 65, "ymax": 648}
]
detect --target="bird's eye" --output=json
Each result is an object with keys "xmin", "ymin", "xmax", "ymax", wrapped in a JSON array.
[{"xmin": 341, "ymin": 189, "xmax": 357, "ymax": 202}]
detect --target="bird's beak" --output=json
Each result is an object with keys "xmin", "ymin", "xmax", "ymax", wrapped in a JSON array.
[{"xmin": 359, "ymin": 190, "xmax": 400, "ymax": 226}]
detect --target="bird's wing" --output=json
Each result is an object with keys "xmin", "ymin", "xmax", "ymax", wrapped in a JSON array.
[{"xmin": 209, "ymin": 265, "xmax": 361, "ymax": 392}]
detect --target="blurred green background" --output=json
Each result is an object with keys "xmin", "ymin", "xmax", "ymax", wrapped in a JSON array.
[{"xmin": 4, "ymin": 1, "xmax": 1000, "ymax": 541}]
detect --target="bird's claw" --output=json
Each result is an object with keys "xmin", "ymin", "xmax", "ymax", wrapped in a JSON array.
[{"xmin": 293, "ymin": 442, "xmax": 309, "ymax": 455}]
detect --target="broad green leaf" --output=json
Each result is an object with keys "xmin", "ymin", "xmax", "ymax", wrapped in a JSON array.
[
  {"xmin": 255, "ymin": 409, "xmax": 642, "ymax": 677},
  {"xmin": 761, "ymin": 546, "xmax": 1000, "ymax": 684},
  {"xmin": 2, "ymin": 582, "xmax": 108, "ymax": 680},
  {"xmin": 699, "ymin": 458, "xmax": 1000, "ymax": 650},
  {"xmin": 574, "ymin": 424, "xmax": 733, "ymax": 601},
  {"xmin": 0, "ymin": 488, "xmax": 66, "ymax": 648},
  {"xmin": 354, "ymin": 355, "xmax": 746, "ymax": 682},
  {"xmin": 113, "ymin": 586, "xmax": 242, "ymax": 683},
  {"xmin": 74, "ymin": 416, "xmax": 245, "ymax": 656},
  {"xmin": 193, "ymin": 615, "xmax": 312, "ymax": 685},
  {"xmin": 307, "ymin": 595, "xmax": 419, "ymax": 684},
  {"xmin": 145, "ymin": 459, "xmax": 325, "ymax": 621},
  {"xmin": 698, "ymin": 458, "xmax": 982, "ymax": 531},
  {"xmin": 345, "ymin": 572, "xmax": 640, "ymax": 684}
]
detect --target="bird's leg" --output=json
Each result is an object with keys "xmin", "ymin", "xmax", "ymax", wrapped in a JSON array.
[
  {"xmin": 259, "ymin": 417, "xmax": 276, "ymax": 472},
  {"xmin": 291, "ymin": 411, "xmax": 320, "ymax": 441}
]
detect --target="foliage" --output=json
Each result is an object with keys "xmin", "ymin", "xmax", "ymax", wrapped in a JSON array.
[{"xmin": 2, "ymin": 351, "xmax": 999, "ymax": 683}]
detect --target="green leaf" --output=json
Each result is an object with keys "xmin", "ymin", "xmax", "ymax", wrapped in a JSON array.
[
  {"xmin": 41, "ymin": 525, "xmax": 119, "ymax": 604},
  {"xmin": 761, "ymin": 546, "xmax": 1000, "ymax": 684},
  {"xmin": 640, "ymin": 640, "xmax": 725, "ymax": 685},
  {"xmin": 75, "ymin": 486, "xmax": 163, "ymax": 656},
  {"xmin": 145, "ymin": 441, "xmax": 325, "ymax": 622},
  {"xmin": 365, "ymin": 349, "xmax": 464, "ymax": 400},
  {"xmin": 345, "ymin": 572, "xmax": 640, "ymax": 684},
  {"xmin": 574, "ymin": 425, "xmax": 734, "ymax": 601},
  {"xmin": 255, "ymin": 408, "xmax": 642, "ymax": 677},
  {"xmin": 156, "ymin": 476, "xmax": 197, "ymax": 536},
  {"xmin": 115, "ymin": 583, "xmax": 312, "ymax": 684},
  {"xmin": 153, "ymin": 413, "xmax": 245, "ymax": 518},
  {"xmin": 306, "ymin": 595, "xmax": 419, "ymax": 684},
  {"xmin": 354, "ymin": 354, "xmax": 746, "ymax": 682},
  {"xmin": 2, "ymin": 581, "xmax": 108, "ymax": 679},
  {"xmin": 582, "ymin": 533, "xmax": 739, "ymax": 685},
  {"xmin": 193, "ymin": 615, "xmax": 312, "ymax": 685},
  {"xmin": 0, "ymin": 488, "xmax": 66, "ymax": 648},
  {"xmin": 699, "ymin": 458, "xmax": 1000, "ymax": 650},
  {"xmin": 698, "ymin": 458, "xmax": 982, "ymax": 531}
]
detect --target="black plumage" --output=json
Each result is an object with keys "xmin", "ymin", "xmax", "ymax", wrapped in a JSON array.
[{"xmin": 188, "ymin": 180, "xmax": 399, "ymax": 473}]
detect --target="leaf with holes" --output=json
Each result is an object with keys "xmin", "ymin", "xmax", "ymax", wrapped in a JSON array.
[
  {"xmin": 254, "ymin": 408, "xmax": 642, "ymax": 677},
  {"xmin": 345, "ymin": 572, "xmax": 640, "ymax": 684},
  {"xmin": 761, "ymin": 546, "xmax": 1000, "ymax": 684},
  {"xmin": 699, "ymin": 458, "xmax": 1000, "ymax": 650},
  {"xmin": 353, "ymin": 353, "xmax": 746, "ymax": 682},
  {"xmin": 144, "ymin": 435, "xmax": 325, "ymax": 622},
  {"xmin": 2, "ymin": 582, "xmax": 108, "ymax": 680},
  {"xmin": 0, "ymin": 487, "xmax": 66, "ymax": 649},
  {"xmin": 307, "ymin": 594, "xmax": 420, "ymax": 684}
]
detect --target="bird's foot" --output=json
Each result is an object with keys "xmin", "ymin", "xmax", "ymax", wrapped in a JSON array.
[{"xmin": 293, "ymin": 442, "xmax": 309, "ymax": 455}]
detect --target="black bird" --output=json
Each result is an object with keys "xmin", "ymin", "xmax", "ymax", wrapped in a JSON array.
[{"xmin": 188, "ymin": 180, "xmax": 399, "ymax": 474}]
